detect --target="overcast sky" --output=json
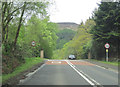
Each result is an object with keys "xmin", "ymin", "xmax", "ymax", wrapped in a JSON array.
[{"xmin": 49, "ymin": 0, "xmax": 101, "ymax": 24}]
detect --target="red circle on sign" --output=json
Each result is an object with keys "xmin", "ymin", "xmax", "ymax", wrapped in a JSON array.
[
  {"xmin": 105, "ymin": 43, "xmax": 110, "ymax": 49},
  {"xmin": 32, "ymin": 41, "xmax": 36, "ymax": 46}
]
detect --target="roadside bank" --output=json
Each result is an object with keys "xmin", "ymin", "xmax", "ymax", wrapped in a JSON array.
[{"xmin": 2, "ymin": 58, "xmax": 45, "ymax": 86}]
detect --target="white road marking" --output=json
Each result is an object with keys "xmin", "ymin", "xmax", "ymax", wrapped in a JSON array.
[
  {"xmin": 95, "ymin": 65, "xmax": 118, "ymax": 74},
  {"xmin": 66, "ymin": 60, "xmax": 102, "ymax": 87},
  {"xmin": 48, "ymin": 60, "xmax": 66, "ymax": 61},
  {"xmin": 81, "ymin": 60, "xmax": 118, "ymax": 74},
  {"xmin": 75, "ymin": 67, "xmax": 101, "ymax": 86},
  {"xmin": 51, "ymin": 61, "xmax": 61, "ymax": 64},
  {"xmin": 18, "ymin": 64, "xmax": 46, "ymax": 85},
  {"xmin": 66, "ymin": 60, "xmax": 95, "ymax": 86}
]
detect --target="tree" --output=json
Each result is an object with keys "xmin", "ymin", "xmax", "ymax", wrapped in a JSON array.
[
  {"xmin": 90, "ymin": 2, "xmax": 120, "ymax": 60},
  {"xmin": 2, "ymin": 1, "xmax": 52, "ymax": 74},
  {"xmin": 56, "ymin": 29, "xmax": 76, "ymax": 49},
  {"xmin": 55, "ymin": 19, "xmax": 95, "ymax": 59},
  {"xmin": 24, "ymin": 15, "xmax": 58, "ymax": 58},
  {"xmin": 2, "ymin": 1, "xmax": 49, "ymax": 47}
]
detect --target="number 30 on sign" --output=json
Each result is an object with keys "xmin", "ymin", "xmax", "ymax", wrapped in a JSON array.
[
  {"xmin": 105, "ymin": 43, "xmax": 110, "ymax": 49},
  {"xmin": 32, "ymin": 41, "xmax": 35, "ymax": 46}
]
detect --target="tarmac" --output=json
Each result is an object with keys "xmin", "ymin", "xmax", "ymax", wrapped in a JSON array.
[{"xmin": 84, "ymin": 59, "xmax": 118, "ymax": 72}]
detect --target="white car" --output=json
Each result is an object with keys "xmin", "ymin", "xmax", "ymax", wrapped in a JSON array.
[{"xmin": 68, "ymin": 55, "xmax": 76, "ymax": 60}]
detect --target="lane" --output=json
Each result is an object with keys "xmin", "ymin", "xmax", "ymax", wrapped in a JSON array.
[
  {"xmin": 19, "ymin": 60, "xmax": 90, "ymax": 85},
  {"xmin": 19, "ymin": 59, "xmax": 118, "ymax": 86},
  {"xmin": 69, "ymin": 60, "xmax": 118, "ymax": 85},
  {"xmin": 66, "ymin": 60, "xmax": 97, "ymax": 86}
]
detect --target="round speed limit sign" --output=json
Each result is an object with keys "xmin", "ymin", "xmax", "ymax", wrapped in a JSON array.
[
  {"xmin": 32, "ymin": 41, "xmax": 35, "ymax": 46},
  {"xmin": 105, "ymin": 43, "xmax": 110, "ymax": 49}
]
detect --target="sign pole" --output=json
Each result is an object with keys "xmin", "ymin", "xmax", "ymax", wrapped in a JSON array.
[
  {"xmin": 105, "ymin": 43, "xmax": 110, "ymax": 62},
  {"xmin": 106, "ymin": 49, "xmax": 108, "ymax": 62}
]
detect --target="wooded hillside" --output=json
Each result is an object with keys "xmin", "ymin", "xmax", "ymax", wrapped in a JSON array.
[
  {"xmin": 56, "ymin": 29, "xmax": 76, "ymax": 49},
  {"xmin": 57, "ymin": 22, "xmax": 79, "ymax": 31}
]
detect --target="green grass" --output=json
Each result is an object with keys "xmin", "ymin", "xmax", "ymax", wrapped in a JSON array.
[
  {"xmin": 90, "ymin": 59, "xmax": 119, "ymax": 66},
  {"xmin": 100, "ymin": 61, "xmax": 118, "ymax": 66},
  {"xmin": 0, "ymin": 75, "xmax": 2, "ymax": 84},
  {"xmin": 2, "ymin": 57, "xmax": 44, "ymax": 83}
]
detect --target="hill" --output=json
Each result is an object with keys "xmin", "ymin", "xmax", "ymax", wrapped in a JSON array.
[
  {"xmin": 56, "ymin": 29, "xmax": 76, "ymax": 49},
  {"xmin": 57, "ymin": 22, "xmax": 79, "ymax": 31}
]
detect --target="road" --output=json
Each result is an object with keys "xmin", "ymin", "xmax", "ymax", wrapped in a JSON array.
[{"xmin": 19, "ymin": 60, "xmax": 118, "ymax": 86}]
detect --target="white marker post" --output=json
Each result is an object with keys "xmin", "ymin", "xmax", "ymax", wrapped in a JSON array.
[{"xmin": 104, "ymin": 43, "xmax": 110, "ymax": 62}]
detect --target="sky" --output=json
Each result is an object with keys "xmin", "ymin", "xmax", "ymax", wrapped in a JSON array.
[{"xmin": 49, "ymin": 0, "xmax": 101, "ymax": 24}]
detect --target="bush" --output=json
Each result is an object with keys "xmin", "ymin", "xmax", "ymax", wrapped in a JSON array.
[{"xmin": 2, "ymin": 42, "xmax": 25, "ymax": 74}]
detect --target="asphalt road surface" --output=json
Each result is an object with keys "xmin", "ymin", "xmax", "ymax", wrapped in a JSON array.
[{"xmin": 19, "ymin": 60, "xmax": 118, "ymax": 86}]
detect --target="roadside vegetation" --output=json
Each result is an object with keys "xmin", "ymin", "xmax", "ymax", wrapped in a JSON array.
[
  {"xmin": 2, "ymin": 57, "xmax": 43, "ymax": 83},
  {"xmin": 100, "ymin": 61, "xmax": 118, "ymax": 66},
  {"xmin": 52, "ymin": 29, "xmax": 76, "ymax": 59},
  {"xmin": 89, "ymin": 59, "xmax": 118, "ymax": 66},
  {"xmin": 56, "ymin": 29, "xmax": 76, "ymax": 49},
  {"xmin": 2, "ymin": 1, "xmax": 58, "ymax": 75}
]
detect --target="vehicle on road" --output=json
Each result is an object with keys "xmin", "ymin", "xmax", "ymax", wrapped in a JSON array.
[{"xmin": 68, "ymin": 55, "xmax": 76, "ymax": 60}]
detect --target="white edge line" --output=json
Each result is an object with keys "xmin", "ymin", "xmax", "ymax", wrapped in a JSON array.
[
  {"xmin": 78, "ymin": 69, "xmax": 101, "ymax": 85},
  {"xmin": 67, "ymin": 60, "xmax": 102, "ymax": 86},
  {"xmin": 82, "ymin": 60, "xmax": 118, "ymax": 74},
  {"xmin": 66, "ymin": 60, "xmax": 95, "ymax": 86},
  {"xmin": 95, "ymin": 64, "xmax": 118, "ymax": 74},
  {"xmin": 18, "ymin": 64, "xmax": 46, "ymax": 85}
]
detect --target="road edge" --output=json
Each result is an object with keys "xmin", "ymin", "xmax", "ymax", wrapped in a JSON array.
[
  {"xmin": 2, "ymin": 60, "xmax": 46, "ymax": 86},
  {"xmin": 84, "ymin": 59, "xmax": 118, "ymax": 73}
]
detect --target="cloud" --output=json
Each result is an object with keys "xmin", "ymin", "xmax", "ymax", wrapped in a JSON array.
[{"xmin": 49, "ymin": 0, "xmax": 101, "ymax": 24}]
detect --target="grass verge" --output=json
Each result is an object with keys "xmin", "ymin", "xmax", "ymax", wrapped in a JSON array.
[
  {"xmin": 2, "ymin": 57, "xmax": 44, "ymax": 83},
  {"xmin": 100, "ymin": 61, "xmax": 119, "ymax": 66},
  {"xmin": 90, "ymin": 59, "xmax": 119, "ymax": 66}
]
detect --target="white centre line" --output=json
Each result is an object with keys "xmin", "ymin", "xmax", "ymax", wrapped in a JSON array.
[{"xmin": 66, "ymin": 60, "xmax": 101, "ymax": 87}]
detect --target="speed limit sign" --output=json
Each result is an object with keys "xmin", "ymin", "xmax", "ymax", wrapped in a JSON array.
[
  {"xmin": 105, "ymin": 43, "xmax": 110, "ymax": 49},
  {"xmin": 31, "ymin": 41, "xmax": 35, "ymax": 46}
]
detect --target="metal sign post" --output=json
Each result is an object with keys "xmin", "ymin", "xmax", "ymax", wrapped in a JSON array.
[
  {"xmin": 105, "ymin": 43, "xmax": 110, "ymax": 62},
  {"xmin": 106, "ymin": 49, "xmax": 108, "ymax": 62}
]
